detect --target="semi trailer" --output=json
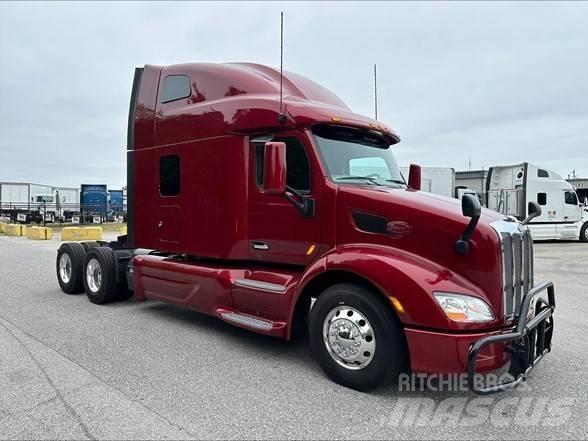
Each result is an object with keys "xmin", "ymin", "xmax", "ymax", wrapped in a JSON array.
[
  {"xmin": 0, "ymin": 182, "xmax": 80, "ymax": 223},
  {"xmin": 487, "ymin": 163, "xmax": 588, "ymax": 241},
  {"xmin": 399, "ymin": 166, "xmax": 455, "ymax": 198},
  {"xmin": 55, "ymin": 62, "xmax": 555, "ymax": 393}
]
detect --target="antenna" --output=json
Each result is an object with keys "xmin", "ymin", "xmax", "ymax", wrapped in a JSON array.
[
  {"xmin": 278, "ymin": 12, "xmax": 286, "ymax": 124},
  {"xmin": 373, "ymin": 64, "xmax": 378, "ymax": 120}
]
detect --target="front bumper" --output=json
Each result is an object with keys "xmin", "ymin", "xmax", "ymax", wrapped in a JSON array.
[
  {"xmin": 404, "ymin": 280, "xmax": 555, "ymax": 394},
  {"xmin": 468, "ymin": 280, "xmax": 555, "ymax": 394}
]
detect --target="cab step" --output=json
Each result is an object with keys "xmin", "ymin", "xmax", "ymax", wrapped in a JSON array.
[{"xmin": 217, "ymin": 308, "xmax": 287, "ymax": 337}]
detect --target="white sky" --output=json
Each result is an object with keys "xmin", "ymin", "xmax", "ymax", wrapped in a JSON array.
[{"xmin": 1, "ymin": 1, "xmax": 587, "ymax": 188}]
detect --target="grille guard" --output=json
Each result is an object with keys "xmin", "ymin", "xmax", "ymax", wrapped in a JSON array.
[{"xmin": 468, "ymin": 280, "xmax": 555, "ymax": 395}]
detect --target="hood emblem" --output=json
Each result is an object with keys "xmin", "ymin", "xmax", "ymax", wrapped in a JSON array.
[{"xmin": 386, "ymin": 221, "xmax": 414, "ymax": 237}]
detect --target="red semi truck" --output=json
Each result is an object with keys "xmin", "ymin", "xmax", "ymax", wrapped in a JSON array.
[{"xmin": 56, "ymin": 63, "xmax": 555, "ymax": 393}]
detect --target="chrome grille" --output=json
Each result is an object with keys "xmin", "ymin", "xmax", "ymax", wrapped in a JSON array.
[{"xmin": 491, "ymin": 219, "xmax": 534, "ymax": 318}]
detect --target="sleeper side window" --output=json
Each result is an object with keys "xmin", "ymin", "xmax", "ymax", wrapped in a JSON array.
[
  {"xmin": 160, "ymin": 75, "xmax": 191, "ymax": 103},
  {"xmin": 565, "ymin": 191, "xmax": 578, "ymax": 205},
  {"xmin": 537, "ymin": 169, "xmax": 549, "ymax": 178},
  {"xmin": 160, "ymin": 155, "xmax": 180, "ymax": 196},
  {"xmin": 254, "ymin": 136, "xmax": 311, "ymax": 193},
  {"xmin": 537, "ymin": 192, "xmax": 547, "ymax": 206}
]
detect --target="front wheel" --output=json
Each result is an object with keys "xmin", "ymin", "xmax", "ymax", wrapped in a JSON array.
[
  {"xmin": 308, "ymin": 283, "xmax": 407, "ymax": 391},
  {"xmin": 580, "ymin": 223, "xmax": 588, "ymax": 242}
]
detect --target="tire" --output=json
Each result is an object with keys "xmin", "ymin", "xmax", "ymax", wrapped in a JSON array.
[
  {"xmin": 83, "ymin": 247, "xmax": 120, "ymax": 304},
  {"xmin": 308, "ymin": 283, "xmax": 407, "ymax": 391},
  {"xmin": 56, "ymin": 242, "xmax": 86, "ymax": 294},
  {"xmin": 81, "ymin": 241, "xmax": 100, "ymax": 251},
  {"xmin": 580, "ymin": 223, "xmax": 588, "ymax": 243}
]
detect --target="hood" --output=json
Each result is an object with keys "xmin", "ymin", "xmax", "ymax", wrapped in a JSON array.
[{"xmin": 336, "ymin": 185, "xmax": 504, "ymax": 309}]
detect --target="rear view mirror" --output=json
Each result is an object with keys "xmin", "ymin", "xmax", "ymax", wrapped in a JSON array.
[
  {"xmin": 263, "ymin": 142, "xmax": 287, "ymax": 195},
  {"xmin": 462, "ymin": 193, "xmax": 482, "ymax": 218},
  {"xmin": 523, "ymin": 201, "xmax": 541, "ymax": 225},
  {"xmin": 408, "ymin": 164, "xmax": 422, "ymax": 190},
  {"xmin": 455, "ymin": 194, "xmax": 482, "ymax": 255}
]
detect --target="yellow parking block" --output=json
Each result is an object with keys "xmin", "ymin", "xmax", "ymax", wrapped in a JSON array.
[
  {"xmin": 61, "ymin": 226, "xmax": 103, "ymax": 241},
  {"xmin": 120, "ymin": 225, "xmax": 127, "ymax": 236},
  {"xmin": 5, "ymin": 224, "xmax": 25, "ymax": 236},
  {"xmin": 26, "ymin": 226, "xmax": 53, "ymax": 240}
]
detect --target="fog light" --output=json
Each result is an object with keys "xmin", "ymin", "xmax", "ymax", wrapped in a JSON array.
[{"xmin": 434, "ymin": 292, "xmax": 494, "ymax": 323}]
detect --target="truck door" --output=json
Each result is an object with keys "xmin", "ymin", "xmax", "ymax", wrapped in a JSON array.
[
  {"xmin": 558, "ymin": 190, "xmax": 582, "ymax": 239},
  {"xmin": 528, "ymin": 191, "xmax": 557, "ymax": 240},
  {"xmin": 248, "ymin": 132, "xmax": 322, "ymax": 266}
]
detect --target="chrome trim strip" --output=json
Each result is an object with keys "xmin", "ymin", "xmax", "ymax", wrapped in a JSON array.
[
  {"xmin": 490, "ymin": 218, "xmax": 534, "ymax": 319},
  {"xmin": 220, "ymin": 312, "xmax": 273, "ymax": 330},
  {"xmin": 233, "ymin": 278, "xmax": 287, "ymax": 293}
]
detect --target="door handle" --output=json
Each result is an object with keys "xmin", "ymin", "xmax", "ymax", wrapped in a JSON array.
[{"xmin": 252, "ymin": 241, "xmax": 269, "ymax": 250}]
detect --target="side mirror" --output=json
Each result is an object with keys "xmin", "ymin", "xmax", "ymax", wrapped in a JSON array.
[
  {"xmin": 263, "ymin": 142, "xmax": 286, "ymax": 195},
  {"xmin": 462, "ymin": 193, "xmax": 482, "ymax": 218},
  {"xmin": 455, "ymin": 194, "xmax": 482, "ymax": 255},
  {"xmin": 522, "ymin": 201, "xmax": 541, "ymax": 225},
  {"xmin": 408, "ymin": 164, "xmax": 421, "ymax": 190}
]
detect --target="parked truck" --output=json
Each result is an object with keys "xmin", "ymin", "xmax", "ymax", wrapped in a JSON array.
[
  {"xmin": 487, "ymin": 163, "xmax": 588, "ymax": 241},
  {"xmin": 80, "ymin": 184, "xmax": 108, "ymax": 222},
  {"xmin": 55, "ymin": 63, "xmax": 555, "ymax": 393},
  {"xmin": 399, "ymin": 166, "xmax": 455, "ymax": 198}
]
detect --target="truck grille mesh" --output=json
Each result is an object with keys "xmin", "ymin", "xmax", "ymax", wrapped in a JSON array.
[{"xmin": 500, "ymin": 228, "xmax": 534, "ymax": 318}]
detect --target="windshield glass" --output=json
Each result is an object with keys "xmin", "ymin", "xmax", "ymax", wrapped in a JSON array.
[{"xmin": 312, "ymin": 125, "xmax": 405, "ymax": 188}]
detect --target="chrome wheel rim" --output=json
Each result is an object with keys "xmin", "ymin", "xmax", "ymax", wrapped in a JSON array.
[
  {"xmin": 59, "ymin": 253, "xmax": 72, "ymax": 284},
  {"xmin": 323, "ymin": 306, "xmax": 376, "ymax": 370},
  {"xmin": 584, "ymin": 228, "xmax": 588, "ymax": 241},
  {"xmin": 86, "ymin": 258, "xmax": 102, "ymax": 293}
]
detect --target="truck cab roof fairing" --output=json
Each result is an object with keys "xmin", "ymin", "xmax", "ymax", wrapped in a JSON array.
[{"xmin": 136, "ymin": 62, "xmax": 400, "ymax": 147}]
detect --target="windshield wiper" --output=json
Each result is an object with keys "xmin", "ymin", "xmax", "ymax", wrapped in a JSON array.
[
  {"xmin": 384, "ymin": 179, "xmax": 407, "ymax": 186},
  {"xmin": 336, "ymin": 176, "xmax": 383, "ymax": 186}
]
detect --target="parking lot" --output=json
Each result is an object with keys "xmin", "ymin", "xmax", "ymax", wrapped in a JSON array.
[{"xmin": 0, "ymin": 234, "xmax": 587, "ymax": 440}]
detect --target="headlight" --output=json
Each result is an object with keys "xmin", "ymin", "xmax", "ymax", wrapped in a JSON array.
[{"xmin": 433, "ymin": 292, "xmax": 495, "ymax": 323}]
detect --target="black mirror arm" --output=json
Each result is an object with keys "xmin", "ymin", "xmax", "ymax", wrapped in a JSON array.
[
  {"xmin": 285, "ymin": 186, "xmax": 315, "ymax": 217},
  {"xmin": 455, "ymin": 215, "xmax": 480, "ymax": 255}
]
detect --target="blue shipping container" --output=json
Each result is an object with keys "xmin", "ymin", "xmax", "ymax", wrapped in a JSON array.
[
  {"xmin": 108, "ymin": 190, "xmax": 124, "ymax": 214},
  {"xmin": 80, "ymin": 184, "xmax": 107, "ymax": 216}
]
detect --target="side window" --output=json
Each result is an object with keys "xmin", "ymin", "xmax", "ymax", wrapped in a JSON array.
[
  {"xmin": 537, "ymin": 192, "xmax": 547, "ymax": 206},
  {"xmin": 160, "ymin": 155, "xmax": 180, "ymax": 196},
  {"xmin": 255, "ymin": 143, "xmax": 264, "ymax": 188},
  {"xmin": 254, "ymin": 137, "xmax": 311, "ymax": 193},
  {"xmin": 160, "ymin": 75, "xmax": 191, "ymax": 103},
  {"xmin": 565, "ymin": 191, "xmax": 578, "ymax": 205},
  {"xmin": 537, "ymin": 169, "xmax": 549, "ymax": 178}
]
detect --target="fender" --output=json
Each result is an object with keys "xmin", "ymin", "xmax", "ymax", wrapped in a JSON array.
[{"xmin": 289, "ymin": 243, "xmax": 504, "ymax": 334}]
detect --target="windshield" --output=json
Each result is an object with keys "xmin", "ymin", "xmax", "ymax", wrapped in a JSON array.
[{"xmin": 312, "ymin": 125, "xmax": 406, "ymax": 188}]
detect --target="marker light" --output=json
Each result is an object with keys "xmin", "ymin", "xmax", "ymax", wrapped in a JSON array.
[
  {"xmin": 389, "ymin": 296, "xmax": 405, "ymax": 314},
  {"xmin": 433, "ymin": 292, "xmax": 494, "ymax": 323}
]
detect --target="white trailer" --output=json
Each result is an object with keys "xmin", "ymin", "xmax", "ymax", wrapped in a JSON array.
[
  {"xmin": 53, "ymin": 187, "xmax": 79, "ymax": 204},
  {"xmin": 400, "ymin": 167, "xmax": 455, "ymax": 197},
  {"xmin": 0, "ymin": 182, "xmax": 80, "ymax": 222},
  {"xmin": 1, "ymin": 182, "xmax": 31, "ymax": 205},
  {"xmin": 487, "ymin": 163, "xmax": 588, "ymax": 241}
]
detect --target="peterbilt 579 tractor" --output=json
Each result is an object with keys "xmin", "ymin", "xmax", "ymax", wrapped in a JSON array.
[{"xmin": 56, "ymin": 63, "xmax": 555, "ymax": 393}]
